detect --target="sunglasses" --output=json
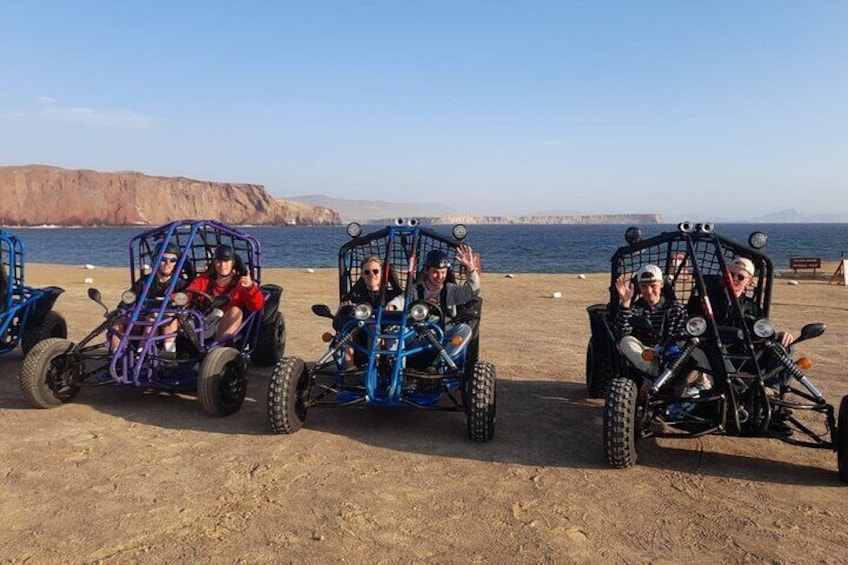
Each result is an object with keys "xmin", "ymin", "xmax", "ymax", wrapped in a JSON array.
[
  {"xmin": 160, "ymin": 257, "xmax": 178, "ymax": 264},
  {"xmin": 730, "ymin": 272, "xmax": 749, "ymax": 282},
  {"xmin": 363, "ymin": 269, "xmax": 381, "ymax": 276}
]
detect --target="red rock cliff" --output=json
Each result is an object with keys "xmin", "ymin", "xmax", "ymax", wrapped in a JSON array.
[{"xmin": 0, "ymin": 165, "xmax": 340, "ymax": 226}]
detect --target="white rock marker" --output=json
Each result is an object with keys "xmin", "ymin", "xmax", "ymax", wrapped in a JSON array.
[
  {"xmin": 551, "ymin": 291, "xmax": 562, "ymax": 299},
  {"xmin": 787, "ymin": 280, "xmax": 799, "ymax": 286},
  {"xmin": 577, "ymin": 274, "xmax": 586, "ymax": 279},
  {"xmin": 505, "ymin": 273, "xmax": 515, "ymax": 278},
  {"xmin": 84, "ymin": 264, "xmax": 95, "ymax": 270},
  {"xmin": 83, "ymin": 277, "xmax": 94, "ymax": 284},
  {"xmin": 306, "ymin": 268, "xmax": 315, "ymax": 274}
]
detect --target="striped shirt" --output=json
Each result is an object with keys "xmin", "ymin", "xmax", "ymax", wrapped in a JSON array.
[{"xmin": 614, "ymin": 297, "xmax": 688, "ymax": 346}]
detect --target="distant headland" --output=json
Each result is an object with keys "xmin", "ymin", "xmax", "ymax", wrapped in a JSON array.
[{"xmin": 0, "ymin": 165, "xmax": 339, "ymax": 227}]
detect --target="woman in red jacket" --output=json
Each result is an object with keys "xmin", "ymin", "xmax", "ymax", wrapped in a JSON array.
[{"xmin": 187, "ymin": 244, "xmax": 264, "ymax": 342}]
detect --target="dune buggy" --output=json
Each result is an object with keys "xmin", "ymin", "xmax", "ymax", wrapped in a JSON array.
[
  {"xmin": 20, "ymin": 220, "xmax": 285, "ymax": 416},
  {"xmin": 591, "ymin": 222, "xmax": 848, "ymax": 480},
  {"xmin": 267, "ymin": 219, "xmax": 495, "ymax": 441},
  {"xmin": 0, "ymin": 229, "xmax": 67, "ymax": 357}
]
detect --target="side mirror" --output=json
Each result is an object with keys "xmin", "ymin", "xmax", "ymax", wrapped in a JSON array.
[
  {"xmin": 794, "ymin": 322, "xmax": 826, "ymax": 345},
  {"xmin": 311, "ymin": 304, "xmax": 334, "ymax": 319},
  {"xmin": 88, "ymin": 287, "xmax": 108, "ymax": 314}
]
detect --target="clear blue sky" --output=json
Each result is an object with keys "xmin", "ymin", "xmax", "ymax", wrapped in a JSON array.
[{"xmin": 2, "ymin": 1, "xmax": 846, "ymax": 219}]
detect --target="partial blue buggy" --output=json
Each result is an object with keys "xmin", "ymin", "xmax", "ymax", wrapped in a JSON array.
[
  {"xmin": 19, "ymin": 220, "xmax": 285, "ymax": 416},
  {"xmin": 0, "ymin": 230, "xmax": 67, "ymax": 356},
  {"xmin": 267, "ymin": 220, "xmax": 496, "ymax": 441}
]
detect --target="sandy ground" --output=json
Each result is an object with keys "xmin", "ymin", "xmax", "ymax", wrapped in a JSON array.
[{"xmin": 1, "ymin": 263, "xmax": 847, "ymax": 563}]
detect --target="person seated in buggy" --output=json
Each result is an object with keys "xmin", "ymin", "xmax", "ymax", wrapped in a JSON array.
[
  {"xmin": 688, "ymin": 256, "xmax": 794, "ymax": 347},
  {"xmin": 614, "ymin": 264, "xmax": 687, "ymax": 377},
  {"xmin": 112, "ymin": 241, "xmax": 192, "ymax": 355},
  {"xmin": 390, "ymin": 244, "xmax": 480, "ymax": 322},
  {"xmin": 186, "ymin": 244, "xmax": 265, "ymax": 342}
]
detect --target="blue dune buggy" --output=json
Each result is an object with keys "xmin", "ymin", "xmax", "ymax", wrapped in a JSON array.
[
  {"xmin": 19, "ymin": 220, "xmax": 285, "ymax": 416},
  {"xmin": 0, "ymin": 230, "xmax": 67, "ymax": 357},
  {"xmin": 267, "ymin": 219, "xmax": 495, "ymax": 441},
  {"xmin": 592, "ymin": 222, "xmax": 848, "ymax": 480}
]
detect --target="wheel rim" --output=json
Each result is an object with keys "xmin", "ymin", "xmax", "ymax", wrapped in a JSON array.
[
  {"xmin": 219, "ymin": 361, "xmax": 246, "ymax": 409},
  {"xmin": 46, "ymin": 357, "xmax": 77, "ymax": 400}
]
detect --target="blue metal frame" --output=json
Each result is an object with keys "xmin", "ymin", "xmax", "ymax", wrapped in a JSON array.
[
  {"xmin": 310, "ymin": 223, "xmax": 471, "ymax": 409},
  {"xmin": 0, "ymin": 230, "xmax": 47, "ymax": 355}
]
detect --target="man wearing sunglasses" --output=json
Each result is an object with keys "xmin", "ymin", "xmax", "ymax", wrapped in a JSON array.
[{"xmin": 614, "ymin": 264, "xmax": 688, "ymax": 376}]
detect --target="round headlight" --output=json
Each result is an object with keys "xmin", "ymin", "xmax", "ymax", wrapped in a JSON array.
[
  {"xmin": 346, "ymin": 222, "xmax": 362, "ymax": 238},
  {"xmin": 172, "ymin": 292, "xmax": 189, "ymax": 307},
  {"xmin": 753, "ymin": 318, "xmax": 775, "ymax": 338},
  {"xmin": 353, "ymin": 303, "xmax": 373, "ymax": 321},
  {"xmin": 685, "ymin": 316, "xmax": 708, "ymax": 337},
  {"xmin": 678, "ymin": 221, "xmax": 693, "ymax": 233},
  {"xmin": 748, "ymin": 231, "xmax": 768, "ymax": 249},
  {"xmin": 410, "ymin": 302, "xmax": 429, "ymax": 322},
  {"xmin": 394, "ymin": 218, "xmax": 405, "ymax": 226},
  {"xmin": 121, "ymin": 290, "xmax": 137, "ymax": 305},
  {"xmin": 452, "ymin": 224, "xmax": 468, "ymax": 241},
  {"xmin": 624, "ymin": 226, "xmax": 642, "ymax": 244},
  {"xmin": 408, "ymin": 218, "xmax": 420, "ymax": 227}
]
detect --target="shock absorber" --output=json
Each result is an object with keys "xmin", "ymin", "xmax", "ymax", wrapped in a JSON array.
[
  {"xmin": 763, "ymin": 340, "xmax": 824, "ymax": 402},
  {"xmin": 651, "ymin": 338, "xmax": 700, "ymax": 393}
]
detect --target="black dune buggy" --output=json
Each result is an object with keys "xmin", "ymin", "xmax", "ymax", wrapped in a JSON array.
[
  {"xmin": 0, "ymin": 229, "xmax": 67, "ymax": 357},
  {"xmin": 267, "ymin": 219, "xmax": 495, "ymax": 441},
  {"xmin": 589, "ymin": 222, "xmax": 848, "ymax": 480},
  {"xmin": 19, "ymin": 220, "xmax": 285, "ymax": 416}
]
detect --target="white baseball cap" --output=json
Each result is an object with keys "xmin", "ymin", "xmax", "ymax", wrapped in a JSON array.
[
  {"xmin": 636, "ymin": 264, "xmax": 663, "ymax": 283},
  {"xmin": 729, "ymin": 256, "xmax": 755, "ymax": 277}
]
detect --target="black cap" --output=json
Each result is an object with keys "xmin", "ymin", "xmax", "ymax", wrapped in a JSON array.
[
  {"xmin": 424, "ymin": 249, "xmax": 451, "ymax": 269},
  {"xmin": 155, "ymin": 241, "xmax": 180, "ymax": 257},
  {"xmin": 214, "ymin": 244, "xmax": 235, "ymax": 260}
]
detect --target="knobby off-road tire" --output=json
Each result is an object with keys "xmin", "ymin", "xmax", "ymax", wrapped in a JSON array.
[
  {"xmin": 20, "ymin": 337, "xmax": 79, "ymax": 408},
  {"xmin": 21, "ymin": 311, "xmax": 68, "ymax": 356},
  {"xmin": 467, "ymin": 361, "xmax": 496, "ymax": 442},
  {"xmin": 604, "ymin": 376, "xmax": 640, "ymax": 468},
  {"xmin": 837, "ymin": 395, "xmax": 848, "ymax": 482},
  {"xmin": 585, "ymin": 339, "xmax": 614, "ymax": 399},
  {"xmin": 267, "ymin": 357, "xmax": 309, "ymax": 434},
  {"xmin": 198, "ymin": 347, "xmax": 247, "ymax": 417},
  {"xmin": 252, "ymin": 311, "xmax": 286, "ymax": 367}
]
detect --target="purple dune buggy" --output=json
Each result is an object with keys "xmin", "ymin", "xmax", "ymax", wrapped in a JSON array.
[{"xmin": 19, "ymin": 220, "xmax": 285, "ymax": 416}]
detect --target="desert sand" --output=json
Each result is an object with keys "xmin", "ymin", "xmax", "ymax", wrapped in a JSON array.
[{"xmin": 1, "ymin": 264, "xmax": 847, "ymax": 563}]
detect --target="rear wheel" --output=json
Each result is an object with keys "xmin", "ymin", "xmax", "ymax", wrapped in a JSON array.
[
  {"xmin": 604, "ymin": 376, "xmax": 640, "ymax": 468},
  {"xmin": 20, "ymin": 338, "xmax": 79, "ymax": 408},
  {"xmin": 837, "ymin": 395, "xmax": 848, "ymax": 482},
  {"xmin": 252, "ymin": 311, "xmax": 286, "ymax": 367},
  {"xmin": 198, "ymin": 347, "xmax": 247, "ymax": 416},
  {"xmin": 466, "ymin": 361, "xmax": 496, "ymax": 442},
  {"xmin": 267, "ymin": 357, "xmax": 309, "ymax": 434},
  {"xmin": 21, "ymin": 311, "xmax": 68, "ymax": 355}
]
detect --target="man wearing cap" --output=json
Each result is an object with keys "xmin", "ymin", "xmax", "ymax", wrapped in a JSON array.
[
  {"xmin": 614, "ymin": 264, "xmax": 688, "ymax": 376},
  {"xmin": 113, "ymin": 241, "xmax": 190, "ymax": 355},
  {"xmin": 186, "ymin": 244, "xmax": 265, "ymax": 341},
  {"xmin": 712, "ymin": 256, "xmax": 793, "ymax": 347},
  {"xmin": 389, "ymin": 244, "xmax": 479, "ymax": 319}
]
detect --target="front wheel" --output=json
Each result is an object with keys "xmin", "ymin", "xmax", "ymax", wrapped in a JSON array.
[
  {"xmin": 21, "ymin": 311, "xmax": 68, "ymax": 355},
  {"xmin": 267, "ymin": 357, "xmax": 309, "ymax": 434},
  {"xmin": 837, "ymin": 395, "xmax": 848, "ymax": 482},
  {"xmin": 198, "ymin": 347, "xmax": 247, "ymax": 416},
  {"xmin": 466, "ymin": 361, "xmax": 496, "ymax": 442},
  {"xmin": 20, "ymin": 338, "xmax": 80, "ymax": 408},
  {"xmin": 603, "ymin": 376, "xmax": 640, "ymax": 468}
]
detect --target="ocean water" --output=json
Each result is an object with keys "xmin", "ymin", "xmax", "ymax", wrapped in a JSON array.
[{"xmin": 7, "ymin": 223, "xmax": 848, "ymax": 274}]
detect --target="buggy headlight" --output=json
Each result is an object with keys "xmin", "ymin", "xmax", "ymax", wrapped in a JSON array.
[
  {"xmin": 346, "ymin": 222, "xmax": 362, "ymax": 238},
  {"xmin": 121, "ymin": 290, "xmax": 137, "ymax": 305},
  {"xmin": 410, "ymin": 302, "xmax": 429, "ymax": 322},
  {"xmin": 686, "ymin": 316, "xmax": 707, "ymax": 337},
  {"xmin": 353, "ymin": 303, "xmax": 373, "ymax": 321},
  {"xmin": 172, "ymin": 292, "xmax": 189, "ymax": 307},
  {"xmin": 753, "ymin": 318, "xmax": 775, "ymax": 338},
  {"xmin": 748, "ymin": 231, "xmax": 768, "ymax": 249}
]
